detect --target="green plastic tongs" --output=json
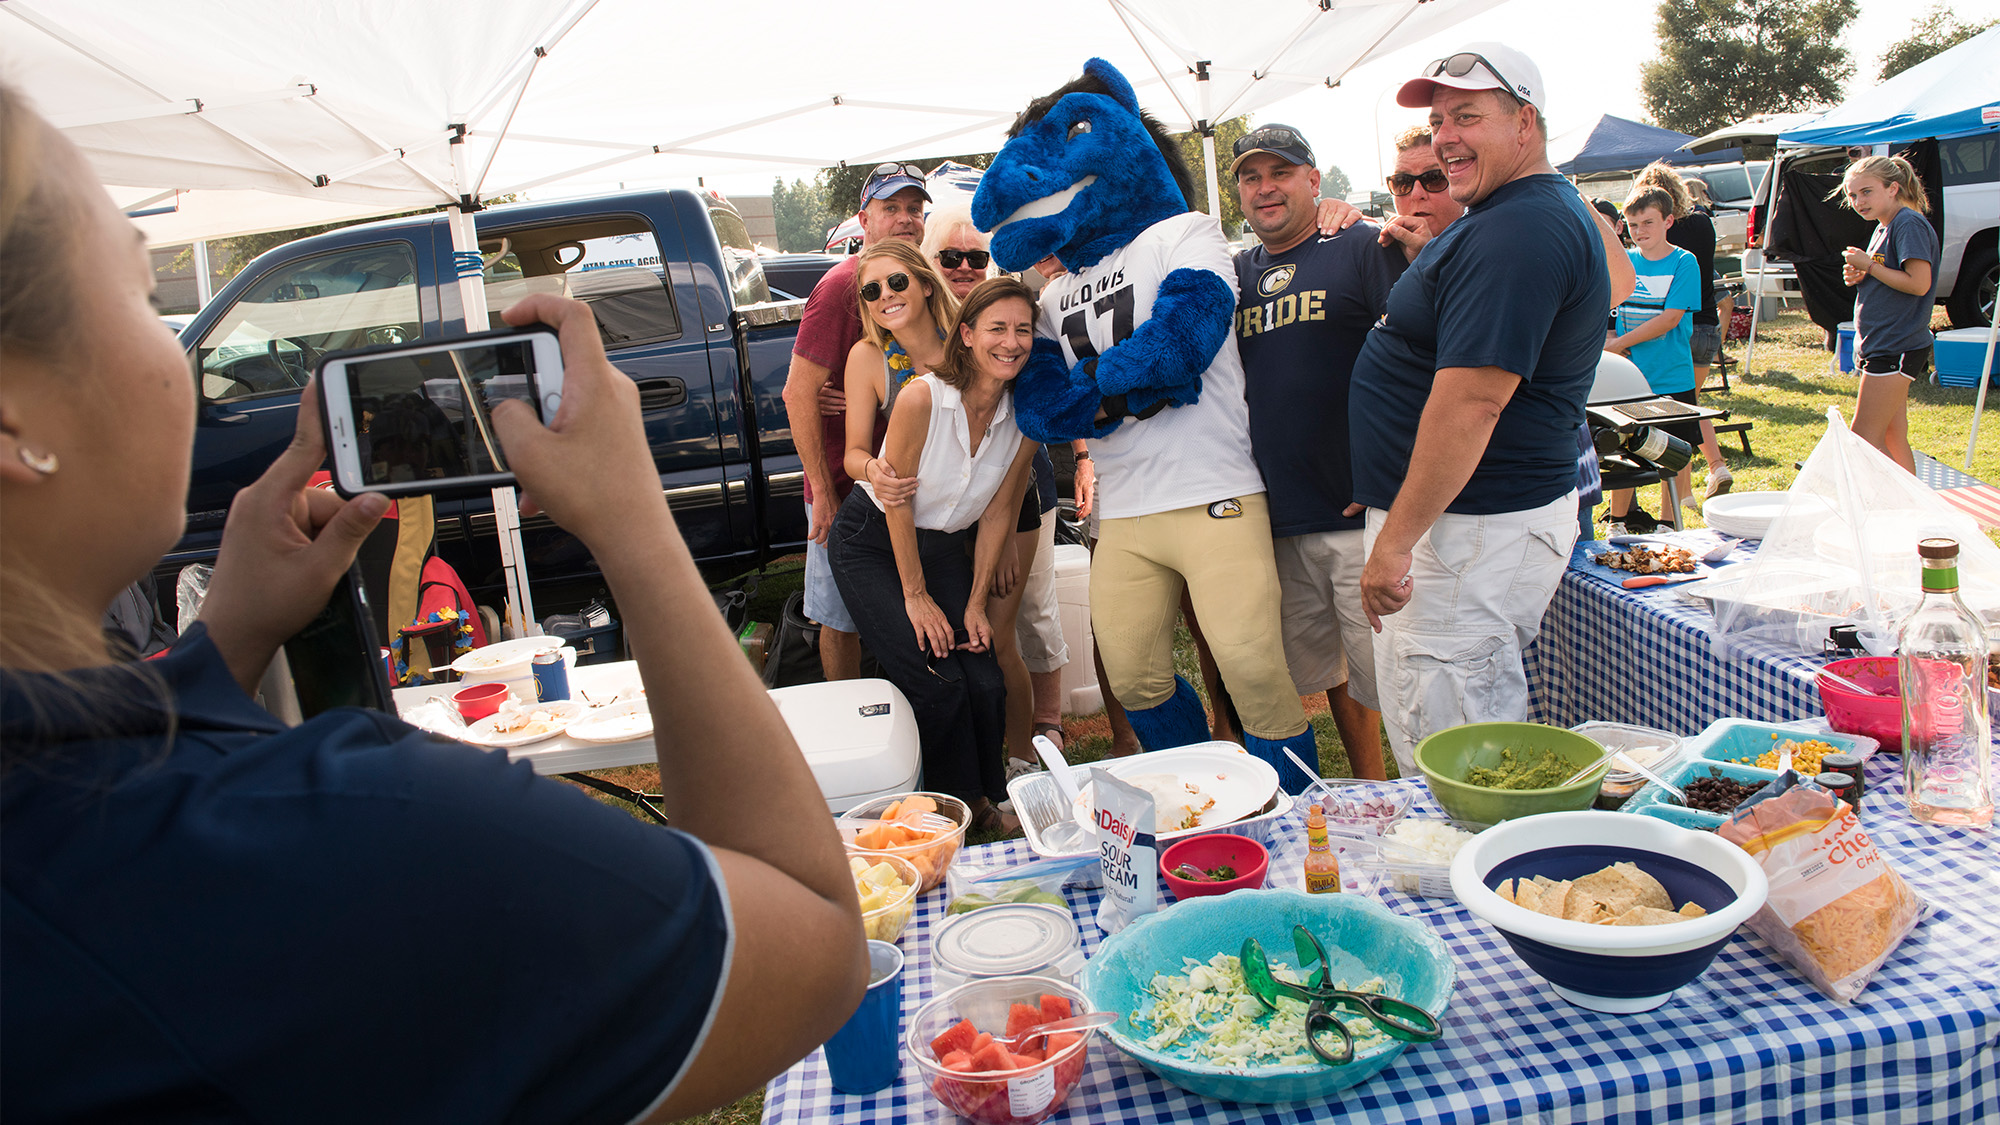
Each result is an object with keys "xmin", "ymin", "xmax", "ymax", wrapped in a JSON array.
[{"xmin": 1240, "ymin": 925, "xmax": 1443, "ymax": 1066}]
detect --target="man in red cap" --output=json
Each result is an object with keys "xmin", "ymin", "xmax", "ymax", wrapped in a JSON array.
[{"xmin": 1346, "ymin": 45, "xmax": 1615, "ymax": 771}]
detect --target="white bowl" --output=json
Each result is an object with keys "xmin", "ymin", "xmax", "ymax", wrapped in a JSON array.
[
  {"xmin": 451, "ymin": 636, "xmax": 571, "ymax": 694},
  {"xmin": 1448, "ymin": 810, "xmax": 1767, "ymax": 1013}
]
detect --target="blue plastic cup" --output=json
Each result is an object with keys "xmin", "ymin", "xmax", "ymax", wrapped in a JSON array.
[{"xmin": 823, "ymin": 940, "xmax": 905, "ymax": 1095}]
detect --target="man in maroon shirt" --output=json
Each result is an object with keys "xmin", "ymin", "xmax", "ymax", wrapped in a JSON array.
[{"xmin": 782, "ymin": 163, "xmax": 929, "ymax": 680}]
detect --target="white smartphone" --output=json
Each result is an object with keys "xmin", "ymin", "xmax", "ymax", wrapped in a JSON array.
[{"xmin": 316, "ymin": 325, "xmax": 564, "ymax": 499}]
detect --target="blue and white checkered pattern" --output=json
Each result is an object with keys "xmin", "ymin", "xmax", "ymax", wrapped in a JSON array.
[
  {"xmin": 765, "ymin": 765, "xmax": 1999, "ymax": 1124},
  {"xmin": 1525, "ymin": 541, "xmax": 1830, "ymax": 737}
]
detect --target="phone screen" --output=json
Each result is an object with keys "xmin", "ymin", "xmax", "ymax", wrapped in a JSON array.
[{"xmin": 343, "ymin": 340, "xmax": 539, "ymax": 486}]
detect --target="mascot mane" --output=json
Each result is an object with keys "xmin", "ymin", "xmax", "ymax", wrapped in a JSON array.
[{"xmin": 972, "ymin": 58, "xmax": 1196, "ymax": 273}]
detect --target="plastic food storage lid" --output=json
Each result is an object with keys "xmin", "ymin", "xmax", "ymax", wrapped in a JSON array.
[
  {"xmin": 932, "ymin": 903, "xmax": 1084, "ymax": 980},
  {"xmin": 1570, "ymin": 722, "xmax": 1682, "ymax": 781}
]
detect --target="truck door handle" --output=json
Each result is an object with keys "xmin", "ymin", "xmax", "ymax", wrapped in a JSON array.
[{"xmin": 635, "ymin": 377, "xmax": 688, "ymax": 411}]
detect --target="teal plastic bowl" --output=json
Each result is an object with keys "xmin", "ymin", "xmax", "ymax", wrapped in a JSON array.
[
  {"xmin": 1079, "ymin": 889, "xmax": 1455, "ymax": 1104},
  {"xmin": 1415, "ymin": 722, "xmax": 1607, "ymax": 825}
]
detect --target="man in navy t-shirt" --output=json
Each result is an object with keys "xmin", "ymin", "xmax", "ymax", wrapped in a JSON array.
[
  {"xmin": 1231, "ymin": 124, "xmax": 1405, "ymax": 782},
  {"xmin": 1347, "ymin": 44, "xmax": 1614, "ymax": 770}
]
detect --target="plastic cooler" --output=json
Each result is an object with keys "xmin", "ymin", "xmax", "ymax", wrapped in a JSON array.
[
  {"xmin": 769, "ymin": 679, "xmax": 921, "ymax": 813},
  {"xmin": 1830, "ymin": 321, "xmax": 1855, "ymax": 374},
  {"xmin": 1936, "ymin": 327, "xmax": 1998, "ymax": 388},
  {"xmin": 1052, "ymin": 544, "xmax": 1101, "ymax": 714}
]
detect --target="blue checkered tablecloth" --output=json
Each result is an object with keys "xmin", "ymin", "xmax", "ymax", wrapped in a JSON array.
[
  {"xmin": 764, "ymin": 764, "xmax": 1999, "ymax": 1125},
  {"xmin": 1525, "ymin": 539, "xmax": 1831, "ymax": 735}
]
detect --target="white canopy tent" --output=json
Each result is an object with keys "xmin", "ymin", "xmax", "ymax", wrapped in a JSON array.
[{"xmin": 3, "ymin": 0, "xmax": 1505, "ymax": 632}]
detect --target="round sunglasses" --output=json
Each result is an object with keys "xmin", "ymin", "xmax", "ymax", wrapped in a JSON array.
[
  {"xmin": 859, "ymin": 272, "xmax": 912, "ymax": 302},
  {"xmin": 935, "ymin": 249, "xmax": 990, "ymax": 270},
  {"xmin": 1386, "ymin": 169, "xmax": 1449, "ymax": 196}
]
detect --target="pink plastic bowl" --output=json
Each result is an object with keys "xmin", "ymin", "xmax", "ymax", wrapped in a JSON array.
[
  {"xmin": 1159, "ymin": 833, "xmax": 1268, "ymax": 901},
  {"xmin": 451, "ymin": 681, "xmax": 510, "ymax": 722},
  {"xmin": 1819, "ymin": 656, "xmax": 1902, "ymax": 751}
]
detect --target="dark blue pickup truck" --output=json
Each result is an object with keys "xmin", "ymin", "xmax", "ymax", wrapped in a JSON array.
[{"xmin": 166, "ymin": 189, "xmax": 836, "ymax": 609}]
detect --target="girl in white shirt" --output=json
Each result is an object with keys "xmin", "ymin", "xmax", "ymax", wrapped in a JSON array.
[{"xmin": 829, "ymin": 278, "xmax": 1041, "ymax": 833}]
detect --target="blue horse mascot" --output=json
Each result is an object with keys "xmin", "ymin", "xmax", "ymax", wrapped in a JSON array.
[{"xmin": 972, "ymin": 59, "xmax": 1316, "ymax": 791}]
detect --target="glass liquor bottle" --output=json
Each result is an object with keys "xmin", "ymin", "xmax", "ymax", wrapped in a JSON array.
[{"xmin": 1898, "ymin": 538, "xmax": 1994, "ymax": 827}]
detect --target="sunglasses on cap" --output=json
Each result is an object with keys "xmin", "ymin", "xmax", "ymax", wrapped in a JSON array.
[
  {"xmin": 1386, "ymin": 169, "xmax": 1449, "ymax": 196},
  {"xmin": 1232, "ymin": 125, "xmax": 1311, "ymax": 160},
  {"xmin": 859, "ymin": 272, "xmax": 912, "ymax": 302},
  {"xmin": 936, "ymin": 249, "xmax": 990, "ymax": 270},
  {"xmin": 1421, "ymin": 52, "xmax": 1523, "ymax": 104}
]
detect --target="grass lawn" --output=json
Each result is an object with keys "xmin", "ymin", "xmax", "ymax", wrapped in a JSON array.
[{"xmin": 636, "ymin": 306, "xmax": 1993, "ymax": 1125}]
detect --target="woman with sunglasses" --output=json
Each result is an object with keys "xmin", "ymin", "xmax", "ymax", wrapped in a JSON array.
[
  {"xmin": 840, "ymin": 240, "xmax": 958, "ymax": 511},
  {"xmin": 829, "ymin": 277, "xmax": 1042, "ymax": 834}
]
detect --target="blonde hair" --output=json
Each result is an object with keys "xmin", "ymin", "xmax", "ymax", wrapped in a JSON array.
[
  {"xmin": 1834, "ymin": 155, "xmax": 1931, "ymax": 216},
  {"xmin": 1632, "ymin": 162, "xmax": 1692, "ymax": 220},
  {"xmin": 1, "ymin": 84, "xmax": 174, "ymax": 763},
  {"xmin": 854, "ymin": 240, "xmax": 958, "ymax": 352},
  {"xmin": 934, "ymin": 277, "xmax": 1037, "ymax": 391},
  {"xmin": 1393, "ymin": 125, "xmax": 1433, "ymax": 153},
  {"xmin": 919, "ymin": 206, "xmax": 996, "ymax": 285}
]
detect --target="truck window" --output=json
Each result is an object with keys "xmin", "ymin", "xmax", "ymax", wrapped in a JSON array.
[
  {"xmin": 1942, "ymin": 136, "xmax": 1999, "ymax": 187},
  {"xmin": 195, "ymin": 243, "xmax": 420, "ymax": 402},
  {"xmin": 709, "ymin": 205, "xmax": 772, "ymax": 307},
  {"xmin": 480, "ymin": 218, "xmax": 680, "ymax": 349}
]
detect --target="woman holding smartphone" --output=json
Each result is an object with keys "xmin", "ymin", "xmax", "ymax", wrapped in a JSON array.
[
  {"xmin": 0, "ymin": 86, "xmax": 863, "ymax": 1123},
  {"xmin": 831, "ymin": 277, "xmax": 1041, "ymax": 834}
]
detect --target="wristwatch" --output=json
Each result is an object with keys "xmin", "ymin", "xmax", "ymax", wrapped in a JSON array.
[{"xmin": 1074, "ymin": 450, "xmax": 1091, "ymax": 462}]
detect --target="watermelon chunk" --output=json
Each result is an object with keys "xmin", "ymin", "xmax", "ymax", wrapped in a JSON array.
[
  {"xmin": 929, "ymin": 1017, "xmax": 977, "ymax": 1061},
  {"xmin": 969, "ymin": 1031, "xmax": 994, "ymax": 1053},
  {"xmin": 1005, "ymin": 1002, "xmax": 1045, "ymax": 1039},
  {"xmin": 940, "ymin": 1049, "xmax": 973, "ymax": 1071},
  {"xmin": 1038, "ymin": 994, "xmax": 1072, "ymax": 1025},
  {"xmin": 968, "ymin": 1041, "xmax": 1018, "ymax": 1073}
]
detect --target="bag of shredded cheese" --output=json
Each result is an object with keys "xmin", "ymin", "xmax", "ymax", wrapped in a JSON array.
[
  {"xmin": 1091, "ymin": 769, "xmax": 1159, "ymax": 936},
  {"xmin": 1717, "ymin": 773, "xmax": 1924, "ymax": 1003}
]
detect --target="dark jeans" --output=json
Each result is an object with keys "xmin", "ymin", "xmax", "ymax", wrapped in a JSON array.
[{"xmin": 829, "ymin": 493, "xmax": 1007, "ymax": 805}]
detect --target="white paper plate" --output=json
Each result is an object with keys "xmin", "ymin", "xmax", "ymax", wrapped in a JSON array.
[
  {"xmin": 564, "ymin": 699, "xmax": 654, "ymax": 743},
  {"xmin": 461, "ymin": 701, "xmax": 585, "ymax": 748},
  {"xmin": 450, "ymin": 636, "xmax": 563, "ymax": 676},
  {"xmin": 1068, "ymin": 744, "xmax": 1280, "ymax": 839},
  {"xmin": 1701, "ymin": 491, "xmax": 1791, "ymax": 540}
]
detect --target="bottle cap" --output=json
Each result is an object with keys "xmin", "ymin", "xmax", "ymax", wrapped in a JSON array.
[{"xmin": 1918, "ymin": 537, "xmax": 1960, "ymax": 561}]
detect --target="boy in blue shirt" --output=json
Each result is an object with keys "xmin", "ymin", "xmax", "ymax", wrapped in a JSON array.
[{"xmin": 1604, "ymin": 188, "xmax": 1703, "ymax": 532}]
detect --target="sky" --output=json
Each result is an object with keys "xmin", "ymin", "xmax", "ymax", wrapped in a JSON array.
[{"xmin": 1261, "ymin": 0, "xmax": 2000, "ymax": 190}]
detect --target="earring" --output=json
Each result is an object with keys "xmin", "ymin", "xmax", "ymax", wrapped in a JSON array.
[{"xmin": 18, "ymin": 447, "xmax": 57, "ymax": 475}]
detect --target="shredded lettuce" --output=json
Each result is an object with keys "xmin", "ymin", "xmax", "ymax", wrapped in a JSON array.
[{"xmin": 1129, "ymin": 953, "xmax": 1391, "ymax": 1067}]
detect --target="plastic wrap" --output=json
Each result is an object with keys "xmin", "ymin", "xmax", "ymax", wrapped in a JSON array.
[
  {"xmin": 175, "ymin": 564, "xmax": 212, "ymax": 635},
  {"xmin": 1705, "ymin": 408, "xmax": 2000, "ymax": 658}
]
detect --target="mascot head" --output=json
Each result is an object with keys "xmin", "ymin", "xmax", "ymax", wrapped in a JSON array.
[{"xmin": 972, "ymin": 58, "xmax": 1195, "ymax": 273}]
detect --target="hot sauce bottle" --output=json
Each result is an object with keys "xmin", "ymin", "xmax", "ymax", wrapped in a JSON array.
[{"xmin": 1304, "ymin": 803, "xmax": 1340, "ymax": 894}]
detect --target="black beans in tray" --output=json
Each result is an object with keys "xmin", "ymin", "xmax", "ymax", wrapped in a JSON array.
[{"xmin": 1683, "ymin": 772, "xmax": 1766, "ymax": 814}]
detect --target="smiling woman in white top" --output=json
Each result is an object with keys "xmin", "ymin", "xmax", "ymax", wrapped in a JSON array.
[{"xmin": 828, "ymin": 277, "xmax": 1041, "ymax": 833}]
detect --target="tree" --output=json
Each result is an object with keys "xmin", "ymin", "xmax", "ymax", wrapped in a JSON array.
[
  {"xmin": 821, "ymin": 152, "xmax": 995, "ymax": 222},
  {"xmin": 1638, "ymin": 0, "xmax": 1859, "ymax": 137},
  {"xmin": 1878, "ymin": 4, "xmax": 1995, "ymax": 80},
  {"xmin": 1169, "ymin": 116, "xmax": 1252, "ymax": 229},
  {"xmin": 1320, "ymin": 165, "xmax": 1351, "ymax": 201},
  {"xmin": 771, "ymin": 176, "xmax": 832, "ymax": 252}
]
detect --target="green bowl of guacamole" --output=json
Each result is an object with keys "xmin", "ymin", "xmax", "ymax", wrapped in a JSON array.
[{"xmin": 1415, "ymin": 722, "xmax": 1608, "ymax": 825}]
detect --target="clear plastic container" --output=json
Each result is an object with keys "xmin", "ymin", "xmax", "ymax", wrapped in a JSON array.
[
  {"xmin": 1349, "ymin": 817, "xmax": 1484, "ymax": 899},
  {"xmin": 1570, "ymin": 721, "xmax": 1683, "ymax": 810},
  {"xmin": 849, "ymin": 850, "xmax": 921, "ymax": 943},
  {"xmin": 931, "ymin": 902, "xmax": 1086, "ymax": 996},
  {"xmin": 907, "ymin": 975, "xmax": 1096, "ymax": 1125},
  {"xmin": 1303, "ymin": 777, "xmax": 1413, "ymax": 837}
]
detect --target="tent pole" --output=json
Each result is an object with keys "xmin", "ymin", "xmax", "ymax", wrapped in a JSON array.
[
  {"xmin": 1197, "ymin": 61, "xmax": 1221, "ymax": 220},
  {"xmin": 1967, "ymin": 317, "xmax": 2000, "ymax": 469}
]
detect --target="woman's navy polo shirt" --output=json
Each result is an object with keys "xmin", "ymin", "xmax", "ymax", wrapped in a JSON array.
[{"xmin": 2, "ymin": 625, "xmax": 730, "ymax": 1124}]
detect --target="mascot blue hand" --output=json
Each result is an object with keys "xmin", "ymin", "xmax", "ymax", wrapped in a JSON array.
[
  {"xmin": 1013, "ymin": 337, "xmax": 1105, "ymax": 444},
  {"xmin": 971, "ymin": 58, "xmax": 1194, "ymax": 274},
  {"xmin": 1090, "ymin": 266, "xmax": 1231, "ymax": 406}
]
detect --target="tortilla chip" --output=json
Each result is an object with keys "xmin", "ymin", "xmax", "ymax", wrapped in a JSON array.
[
  {"xmin": 1612, "ymin": 862, "xmax": 1672, "ymax": 910},
  {"xmin": 1496, "ymin": 879, "xmax": 1517, "ymax": 904},
  {"xmin": 1513, "ymin": 880, "xmax": 1544, "ymax": 914},
  {"xmin": 1610, "ymin": 905, "xmax": 1688, "ymax": 926},
  {"xmin": 1542, "ymin": 880, "xmax": 1576, "ymax": 919},
  {"xmin": 1570, "ymin": 869, "xmax": 1642, "ymax": 918},
  {"xmin": 1677, "ymin": 901, "xmax": 1709, "ymax": 919}
]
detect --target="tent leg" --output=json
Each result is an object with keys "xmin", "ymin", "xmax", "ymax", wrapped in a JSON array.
[{"xmin": 1968, "ymin": 318, "xmax": 2000, "ymax": 469}]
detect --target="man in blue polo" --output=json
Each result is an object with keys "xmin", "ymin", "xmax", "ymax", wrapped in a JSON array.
[
  {"xmin": 1231, "ymin": 124, "xmax": 1400, "ymax": 781},
  {"xmin": 1348, "ymin": 44, "xmax": 1611, "ymax": 772}
]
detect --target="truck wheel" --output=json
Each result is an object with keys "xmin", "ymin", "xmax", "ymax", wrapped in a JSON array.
[{"xmin": 1948, "ymin": 243, "xmax": 1997, "ymax": 329}]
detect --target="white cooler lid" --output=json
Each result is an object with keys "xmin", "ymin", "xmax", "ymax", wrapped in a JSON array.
[{"xmin": 771, "ymin": 679, "xmax": 920, "ymax": 801}]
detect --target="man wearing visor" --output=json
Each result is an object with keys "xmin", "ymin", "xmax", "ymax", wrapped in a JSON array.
[
  {"xmin": 1230, "ymin": 124, "xmax": 1403, "ymax": 780},
  {"xmin": 783, "ymin": 163, "xmax": 930, "ymax": 680},
  {"xmin": 1347, "ymin": 45, "xmax": 1614, "ymax": 771}
]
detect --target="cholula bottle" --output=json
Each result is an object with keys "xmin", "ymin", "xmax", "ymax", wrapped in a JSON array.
[
  {"xmin": 1898, "ymin": 538, "xmax": 1994, "ymax": 828},
  {"xmin": 1303, "ymin": 804, "xmax": 1340, "ymax": 894}
]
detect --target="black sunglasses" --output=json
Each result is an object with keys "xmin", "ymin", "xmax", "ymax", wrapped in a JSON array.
[
  {"xmin": 1386, "ymin": 169, "xmax": 1449, "ymax": 196},
  {"xmin": 859, "ymin": 272, "xmax": 912, "ymax": 302},
  {"xmin": 1422, "ymin": 52, "xmax": 1523, "ymax": 104},
  {"xmin": 936, "ymin": 249, "xmax": 990, "ymax": 270},
  {"xmin": 1233, "ymin": 125, "xmax": 1307, "ymax": 156}
]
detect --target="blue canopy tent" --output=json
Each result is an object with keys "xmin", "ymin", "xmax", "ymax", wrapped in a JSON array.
[
  {"xmin": 1776, "ymin": 27, "xmax": 2000, "ymax": 467},
  {"xmin": 1553, "ymin": 115, "xmax": 1741, "ymax": 177}
]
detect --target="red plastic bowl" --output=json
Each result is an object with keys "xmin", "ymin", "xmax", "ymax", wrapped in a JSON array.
[
  {"xmin": 1158, "ymin": 833, "xmax": 1268, "ymax": 901},
  {"xmin": 451, "ymin": 681, "xmax": 510, "ymax": 722},
  {"xmin": 1819, "ymin": 656, "xmax": 1902, "ymax": 751}
]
